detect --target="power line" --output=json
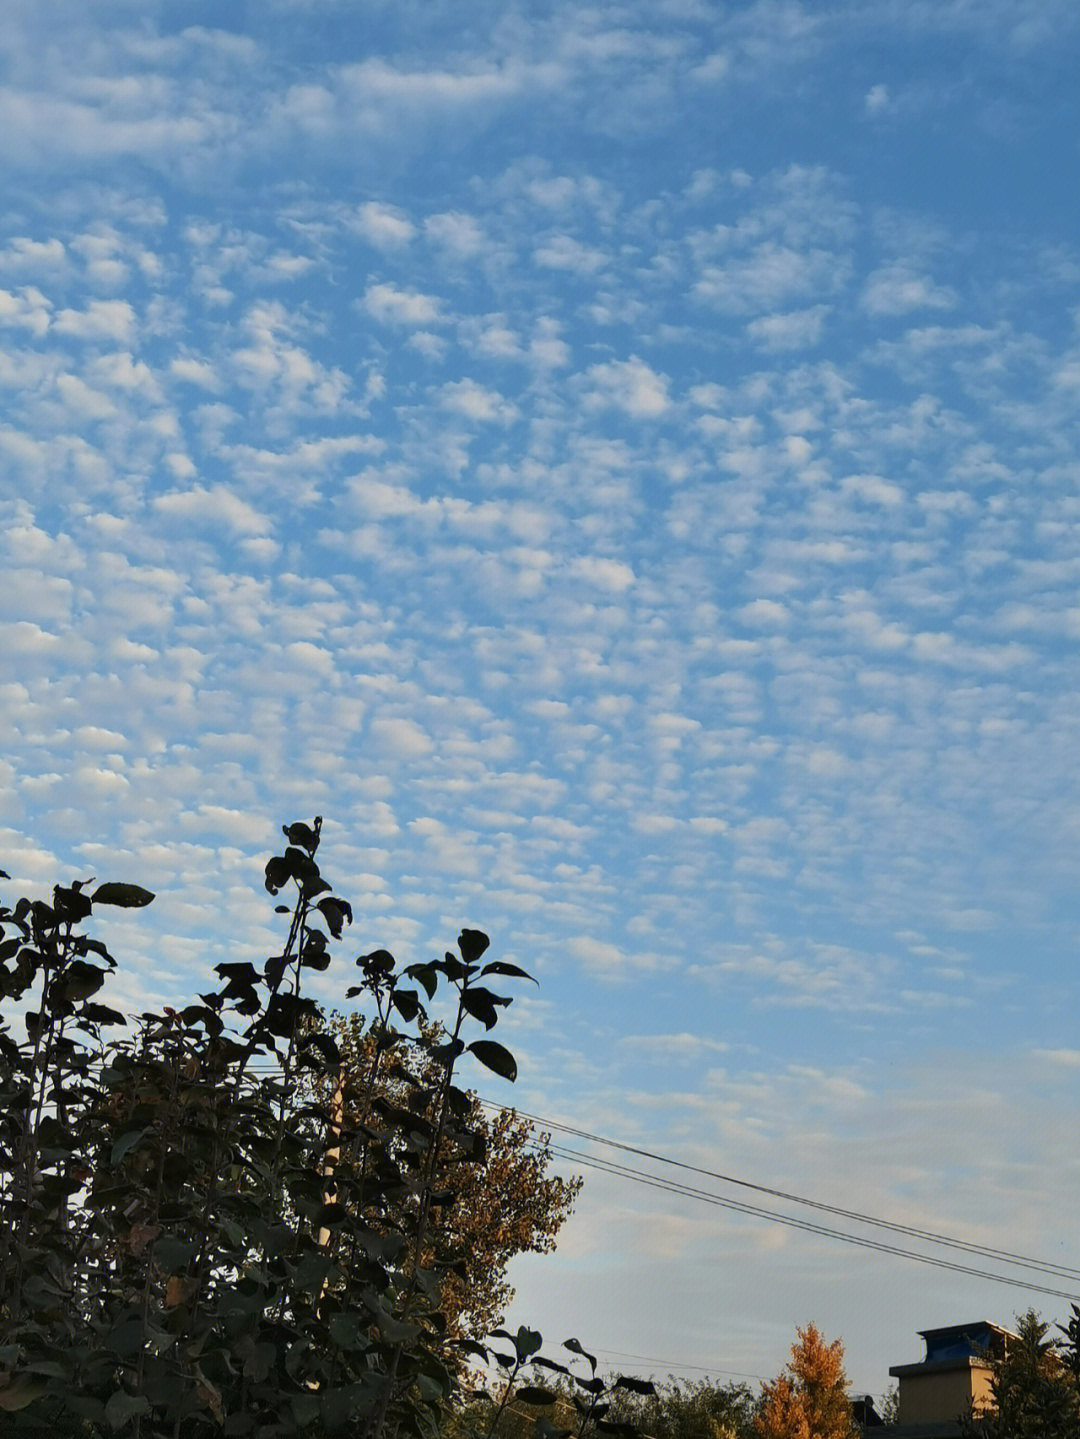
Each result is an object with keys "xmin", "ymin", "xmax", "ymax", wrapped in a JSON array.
[
  {"xmin": 243, "ymin": 1064, "xmax": 1080, "ymax": 1297},
  {"xmin": 527, "ymin": 1139, "xmax": 1080, "ymax": 1302},
  {"xmin": 484, "ymin": 1100, "xmax": 1080, "ymax": 1288}
]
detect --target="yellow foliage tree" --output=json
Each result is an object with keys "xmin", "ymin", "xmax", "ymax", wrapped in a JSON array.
[{"xmin": 755, "ymin": 1324, "xmax": 857, "ymax": 1439}]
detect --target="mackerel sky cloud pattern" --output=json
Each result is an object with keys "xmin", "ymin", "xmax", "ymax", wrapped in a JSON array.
[{"xmin": 2, "ymin": 0, "xmax": 1080, "ymax": 1398}]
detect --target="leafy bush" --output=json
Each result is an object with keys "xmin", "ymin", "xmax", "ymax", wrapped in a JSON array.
[{"xmin": 0, "ymin": 818, "xmax": 640, "ymax": 1439}]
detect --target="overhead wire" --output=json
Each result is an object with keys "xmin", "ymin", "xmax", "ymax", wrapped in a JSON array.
[
  {"xmin": 241, "ymin": 1063, "xmax": 1080, "ymax": 1296},
  {"xmin": 481, "ymin": 1100, "xmax": 1080, "ymax": 1288},
  {"xmin": 527, "ymin": 1138, "xmax": 1080, "ymax": 1302}
]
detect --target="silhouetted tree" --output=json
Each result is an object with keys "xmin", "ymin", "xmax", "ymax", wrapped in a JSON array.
[{"xmin": 960, "ymin": 1309, "xmax": 1080, "ymax": 1438}]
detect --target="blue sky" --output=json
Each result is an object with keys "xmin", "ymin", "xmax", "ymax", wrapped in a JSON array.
[{"xmin": 3, "ymin": 0, "xmax": 1080, "ymax": 1402}]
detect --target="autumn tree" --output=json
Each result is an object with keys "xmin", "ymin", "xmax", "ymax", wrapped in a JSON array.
[
  {"xmin": 754, "ymin": 1324, "xmax": 857, "ymax": 1439},
  {"xmin": 312, "ymin": 1011, "xmax": 582, "ymax": 1345}
]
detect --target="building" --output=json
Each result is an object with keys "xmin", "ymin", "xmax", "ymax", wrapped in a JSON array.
[{"xmin": 878, "ymin": 1321, "xmax": 1014, "ymax": 1437}]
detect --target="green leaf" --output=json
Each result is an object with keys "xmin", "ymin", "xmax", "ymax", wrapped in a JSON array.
[
  {"xmin": 215, "ymin": 960, "xmax": 260, "ymax": 990},
  {"xmin": 321, "ymin": 1384, "xmax": 365, "ymax": 1429},
  {"xmin": 107, "ymin": 1317, "xmax": 147, "ymax": 1360},
  {"xmin": 105, "ymin": 1390, "xmax": 152, "ymax": 1431},
  {"xmin": 535, "ymin": 1419, "xmax": 574, "ymax": 1439},
  {"xmin": 376, "ymin": 1309, "xmax": 422, "ymax": 1344},
  {"xmin": 480, "ymin": 960, "xmax": 537, "ymax": 983},
  {"xmin": 55, "ymin": 959, "xmax": 107, "ymax": 1003},
  {"xmin": 392, "ymin": 987, "xmax": 420, "ymax": 1022},
  {"xmin": 533, "ymin": 1357, "xmax": 571, "ymax": 1377},
  {"xmin": 438, "ymin": 952, "xmax": 469, "ymax": 982},
  {"xmin": 328, "ymin": 1311, "xmax": 364, "ymax": 1349},
  {"xmin": 300, "ymin": 929, "xmax": 331, "ymax": 969},
  {"xmin": 458, "ymin": 928, "xmax": 490, "ymax": 962},
  {"xmin": 264, "ymin": 856, "xmax": 291, "ymax": 894},
  {"xmin": 298, "ymin": 1030, "xmax": 340, "ymax": 1071},
  {"xmin": 283, "ymin": 820, "xmax": 319, "ymax": 852},
  {"xmin": 516, "ymin": 1386, "xmax": 557, "ymax": 1406},
  {"xmin": 110, "ymin": 1127, "xmax": 148, "ymax": 1165},
  {"xmin": 290, "ymin": 1392, "xmax": 322, "ymax": 1427},
  {"xmin": 575, "ymin": 1377, "xmax": 607, "ymax": 1397},
  {"xmin": 614, "ymin": 1376, "xmax": 656, "ymax": 1395},
  {"xmin": 54, "ymin": 883, "xmax": 93, "ymax": 922},
  {"xmin": 467, "ymin": 1039, "xmax": 517, "ymax": 1081},
  {"xmin": 0, "ymin": 1375, "xmax": 49, "ymax": 1411},
  {"xmin": 78, "ymin": 1002, "xmax": 127, "ymax": 1026},
  {"xmin": 453, "ymin": 1339, "xmax": 490, "ymax": 1364},
  {"xmin": 93, "ymin": 882, "xmax": 155, "ymax": 908},
  {"xmin": 564, "ymin": 1337, "xmax": 597, "ymax": 1372},
  {"xmin": 405, "ymin": 962, "xmax": 438, "ymax": 999},
  {"xmin": 153, "ymin": 1234, "xmax": 196, "ymax": 1273},
  {"xmin": 494, "ymin": 1325, "xmax": 543, "ymax": 1361},
  {"xmin": 317, "ymin": 895, "xmax": 352, "ymax": 939},
  {"xmin": 312, "ymin": 1202, "xmax": 346, "ymax": 1229},
  {"xmin": 460, "ymin": 985, "xmax": 510, "ymax": 1030}
]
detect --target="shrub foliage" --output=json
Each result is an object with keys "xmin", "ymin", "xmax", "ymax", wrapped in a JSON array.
[{"xmin": 0, "ymin": 819, "xmax": 640, "ymax": 1438}]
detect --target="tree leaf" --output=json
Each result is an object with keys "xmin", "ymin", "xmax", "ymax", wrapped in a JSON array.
[
  {"xmin": 564, "ymin": 1337, "xmax": 597, "ymax": 1371},
  {"xmin": 512, "ymin": 1326, "xmax": 544, "ymax": 1361},
  {"xmin": 317, "ymin": 895, "xmax": 352, "ymax": 939},
  {"xmin": 79, "ymin": 1002, "xmax": 127, "ymax": 1026},
  {"xmin": 516, "ymin": 1386, "xmax": 557, "ymax": 1406},
  {"xmin": 535, "ymin": 1419, "xmax": 574, "ymax": 1439},
  {"xmin": 110, "ymin": 1127, "xmax": 148, "ymax": 1165},
  {"xmin": 264, "ymin": 856, "xmax": 291, "ymax": 894},
  {"xmin": 105, "ymin": 1390, "xmax": 152, "ymax": 1430},
  {"xmin": 460, "ymin": 986, "xmax": 511, "ymax": 1030},
  {"xmin": 376, "ymin": 1309, "xmax": 422, "ymax": 1344},
  {"xmin": 458, "ymin": 929, "xmax": 490, "ymax": 963},
  {"xmin": 154, "ymin": 1235, "xmax": 197, "ymax": 1273},
  {"xmin": 467, "ymin": 1039, "xmax": 517, "ymax": 1081},
  {"xmin": 164, "ymin": 1275, "xmax": 198, "ymax": 1308},
  {"xmin": 392, "ymin": 987, "xmax": 420, "ymax": 1022},
  {"xmin": 92, "ymin": 883, "xmax": 155, "ymax": 908},
  {"xmin": 283, "ymin": 820, "xmax": 319, "ymax": 852},
  {"xmin": 480, "ymin": 960, "xmax": 537, "ymax": 983},
  {"xmin": 54, "ymin": 959, "xmax": 107, "ymax": 1004},
  {"xmin": 0, "ymin": 1375, "xmax": 49, "ymax": 1411},
  {"xmin": 405, "ymin": 962, "xmax": 438, "ymax": 999}
]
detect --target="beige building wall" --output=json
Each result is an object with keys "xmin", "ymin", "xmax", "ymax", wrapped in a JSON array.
[{"xmin": 898, "ymin": 1365, "xmax": 995, "ymax": 1426}]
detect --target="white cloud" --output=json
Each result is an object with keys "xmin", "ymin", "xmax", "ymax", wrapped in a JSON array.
[
  {"xmin": 153, "ymin": 486, "xmax": 269, "ymax": 537},
  {"xmin": 170, "ymin": 356, "xmax": 220, "ymax": 390},
  {"xmin": 840, "ymin": 473, "xmax": 904, "ymax": 507},
  {"xmin": 745, "ymin": 305, "xmax": 828, "ymax": 350},
  {"xmin": 861, "ymin": 265, "xmax": 957, "ymax": 315},
  {"xmin": 568, "ymin": 936, "xmax": 665, "ymax": 977},
  {"xmin": 352, "ymin": 201, "xmax": 416, "ymax": 248},
  {"xmin": 53, "ymin": 299, "xmax": 136, "ymax": 343},
  {"xmin": 738, "ymin": 598, "xmax": 788, "ymax": 628},
  {"xmin": 440, "ymin": 379, "xmax": 518, "ymax": 423},
  {"xmin": 534, "ymin": 234, "xmax": 607, "ymax": 274},
  {"xmin": 0, "ymin": 237, "xmax": 66, "ymax": 273},
  {"xmin": 0, "ymin": 286, "xmax": 51, "ymax": 336},
  {"xmin": 620, "ymin": 1032, "xmax": 729, "ymax": 1061},
  {"xmin": 369, "ymin": 716, "xmax": 434, "ymax": 759},
  {"xmin": 362, "ymin": 282, "xmax": 442, "ymax": 325},
  {"xmin": 568, "ymin": 556, "xmax": 635, "ymax": 592},
  {"xmin": 424, "ymin": 211, "xmax": 485, "ymax": 256},
  {"xmin": 585, "ymin": 356, "xmax": 671, "ymax": 417}
]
